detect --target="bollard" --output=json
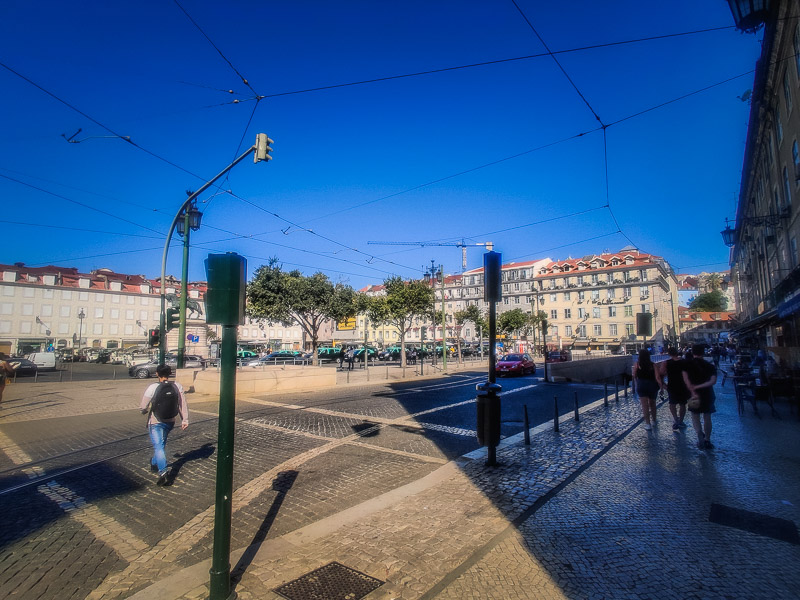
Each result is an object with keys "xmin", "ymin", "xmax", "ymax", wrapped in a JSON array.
[
  {"xmin": 604, "ymin": 381, "xmax": 609, "ymax": 407},
  {"xmin": 624, "ymin": 378, "xmax": 628, "ymax": 399},
  {"xmin": 59, "ymin": 371, "xmax": 63, "ymax": 383},
  {"xmin": 553, "ymin": 395, "xmax": 559, "ymax": 432},
  {"xmin": 34, "ymin": 371, "xmax": 38, "ymax": 383},
  {"xmin": 574, "ymin": 391, "xmax": 580, "ymax": 422},
  {"xmin": 113, "ymin": 368, "xmax": 116, "ymax": 380},
  {"xmin": 523, "ymin": 405, "xmax": 531, "ymax": 445},
  {"xmin": 347, "ymin": 370, "xmax": 350, "ymax": 384},
  {"xmin": 615, "ymin": 377, "xmax": 619, "ymax": 402},
  {"xmin": 386, "ymin": 365, "xmax": 389, "ymax": 380}
]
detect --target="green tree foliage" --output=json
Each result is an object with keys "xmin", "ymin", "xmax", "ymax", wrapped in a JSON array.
[
  {"xmin": 702, "ymin": 273, "xmax": 723, "ymax": 292},
  {"xmin": 246, "ymin": 258, "xmax": 356, "ymax": 364},
  {"xmin": 689, "ymin": 290, "xmax": 728, "ymax": 312},
  {"xmin": 362, "ymin": 276, "xmax": 434, "ymax": 367},
  {"xmin": 498, "ymin": 308, "xmax": 529, "ymax": 338}
]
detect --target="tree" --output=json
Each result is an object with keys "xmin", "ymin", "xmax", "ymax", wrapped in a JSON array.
[
  {"xmin": 528, "ymin": 310, "xmax": 548, "ymax": 356},
  {"xmin": 362, "ymin": 276, "xmax": 434, "ymax": 368},
  {"xmin": 246, "ymin": 259, "xmax": 357, "ymax": 365},
  {"xmin": 497, "ymin": 308, "xmax": 529, "ymax": 351},
  {"xmin": 689, "ymin": 290, "xmax": 728, "ymax": 312},
  {"xmin": 702, "ymin": 273, "xmax": 723, "ymax": 292}
]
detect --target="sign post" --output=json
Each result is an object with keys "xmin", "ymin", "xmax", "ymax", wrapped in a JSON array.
[
  {"xmin": 476, "ymin": 251, "xmax": 502, "ymax": 467},
  {"xmin": 205, "ymin": 252, "xmax": 246, "ymax": 600}
]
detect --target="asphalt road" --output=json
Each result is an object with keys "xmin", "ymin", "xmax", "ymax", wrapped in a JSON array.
[{"xmin": 0, "ymin": 371, "xmax": 611, "ymax": 599}]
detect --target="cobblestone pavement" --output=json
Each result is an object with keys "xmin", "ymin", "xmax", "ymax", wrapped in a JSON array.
[
  {"xmin": 3, "ymin": 365, "xmax": 798, "ymax": 600},
  {"xmin": 160, "ymin": 372, "xmax": 799, "ymax": 600}
]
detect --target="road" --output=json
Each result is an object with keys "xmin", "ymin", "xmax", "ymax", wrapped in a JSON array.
[{"xmin": 0, "ymin": 370, "xmax": 614, "ymax": 600}]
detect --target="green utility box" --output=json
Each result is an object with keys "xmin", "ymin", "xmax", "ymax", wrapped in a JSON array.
[{"xmin": 205, "ymin": 253, "xmax": 246, "ymax": 326}]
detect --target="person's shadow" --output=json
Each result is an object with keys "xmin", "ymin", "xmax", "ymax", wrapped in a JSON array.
[
  {"xmin": 166, "ymin": 443, "xmax": 215, "ymax": 485},
  {"xmin": 231, "ymin": 470, "xmax": 299, "ymax": 587}
]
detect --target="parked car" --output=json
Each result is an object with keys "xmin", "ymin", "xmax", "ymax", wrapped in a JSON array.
[
  {"xmin": 247, "ymin": 351, "xmax": 303, "ymax": 366},
  {"xmin": 546, "ymin": 350, "xmax": 571, "ymax": 363},
  {"xmin": 7, "ymin": 357, "xmax": 38, "ymax": 377},
  {"xmin": 378, "ymin": 346, "xmax": 402, "ymax": 361},
  {"xmin": 128, "ymin": 357, "xmax": 203, "ymax": 379},
  {"xmin": 316, "ymin": 347, "xmax": 343, "ymax": 362},
  {"xmin": 496, "ymin": 353, "xmax": 536, "ymax": 376},
  {"xmin": 352, "ymin": 347, "xmax": 378, "ymax": 359},
  {"xmin": 25, "ymin": 352, "xmax": 59, "ymax": 371}
]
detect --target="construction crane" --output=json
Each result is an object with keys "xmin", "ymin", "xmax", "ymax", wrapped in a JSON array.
[{"xmin": 367, "ymin": 239, "xmax": 493, "ymax": 270}]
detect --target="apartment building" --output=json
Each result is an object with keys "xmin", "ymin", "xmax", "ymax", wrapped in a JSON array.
[{"xmin": 0, "ymin": 263, "xmax": 310, "ymax": 357}]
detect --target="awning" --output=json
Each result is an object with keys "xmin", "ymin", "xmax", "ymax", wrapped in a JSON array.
[
  {"xmin": 732, "ymin": 308, "xmax": 778, "ymax": 335},
  {"xmin": 572, "ymin": 340, "xmax": 590, "ymax": 348},
  {"xmin": 777, "ymin": 293, "xmax": 800, "ymax": 319}
]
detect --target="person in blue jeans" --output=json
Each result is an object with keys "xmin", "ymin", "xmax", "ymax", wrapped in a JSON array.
[{"xmin": 139, "ymin": 365, "xmax": 189, "ymax": 485}]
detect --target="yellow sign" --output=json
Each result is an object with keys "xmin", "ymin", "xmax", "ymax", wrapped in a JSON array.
[{"xmin": 337, "ymin": 318, "xmax": 356, "ymax": 331}]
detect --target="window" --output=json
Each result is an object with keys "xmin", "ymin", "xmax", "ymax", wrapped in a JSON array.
[
  {"xmin": 578, "ymin": 308, "xmax": 586, "ymax": 319},
  {"xmin": 21, "ymin": 303, "xmax": 33, "ymax": 316},
  {"xmin": 94, "ymin": 308, "xmax": 103, "ymax": 319},
  {"xmin": 777, "ymin": 106, "xmax": 784, "ymax": 142},
  {"xmin": 592, "ymin": 307, "xmax": 600, "ymax": 319},
  {"xmin": 564, "ymin": 308, "xmax": 572, "ymax": 319},
  {"xmin": 609, "ymin": 323, "xmax": 618, "ymax": 336},
  {"xmin": 110, "ymin": 309, "xmax": 119, "ymax": 319},
  {"xmin": 608, "ymin": 306, "xmax": 617, "ymax": 317},
  {"xmin": 565, "ymin": 325, "xmax": 573, "ymax": 337},
  {"xmin": 550, "ymin": 325, "xmax": 558, "ymax": 336},
  {"xmin": 642, "ymin": 304, "xmax": 650, "ymax": 313},
  {"xmin": 784, "ymin": 71, "xmax": 793, "ymax": 113},
  {"xmin": 564, "ymin": 291, "xmax": 571, "ymax": 301},
  {"xmin": 578, "ymin": 291, "xmax": 585, "ymax": 301},
  {"xmin": 93, "ymin": 323, "xmax": 103, "ymax": 335},
  {"xmin": 20, "ymin": 321, "xmax": 32, "ymax": 334},
  {"xmin": 591, "ymin": 274, "xmax": 598, "ymax": 284},
  {"xmin": 60, "ymin": 305, "xmax": 70, "ymax": 317},
  {"xmin": 640, "ymin": 269, "xmax": 648, "ymax": 281},
  {"xmin": 626, "ymin": 324, "xmax": 635, "ymax": 336},
  {"xmin": 550, "ymin": 294, "xmax": 557, "ymax": 302},
  {"xmin": 623, "ymin": 287, "xmax": 632, "ymax": 298},
  {"xmin": 607, "ymin": 288, "xmax": 615, "ymax": 299},
  {"xmin": 41, "ymin": 304, "xmax": 52, "ymax": 317},
  {"xmin": 593, "ymin": 325, "xmax": 602, "ymax": 336},
  {"xmin": 550, "ymin": 309, "xmax": 558, "ymax": 319},
  {"xmin": 514, "ymin": 296, "xmax": 520, "ymax": 304},
  {"xmin": 591, "ymin": 290, "xmax": 599, "ymax": 301},
  {"xmin": 640, "ymin": 286, "xmax": 649, "ymax": 297},
  {"xmin": 125, "ymin": 309, "xmax": 134, "ymax": 320},
  {"xmin": 784, "ymin": 167, "xmax": 792, "ymax": 206},
  {"xmin": 577, "ymin": 276, "xmax": 584, "ymax": 286},
  {"xmin": 577, "ymin": 325, "xmax": 586, "ymax": 337},
  {"xmin": 624, "ymin": 306, "xmax": 633, "ymax": 317}
]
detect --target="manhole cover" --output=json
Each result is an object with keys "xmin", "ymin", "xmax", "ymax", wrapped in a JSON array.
[
  {"xmin": 708, "ymin": 503, "xmax": 800, "ymax": 545},
  {"xmin": 275, "ymin": 561, "xmax": 384, "ymax": 600}
]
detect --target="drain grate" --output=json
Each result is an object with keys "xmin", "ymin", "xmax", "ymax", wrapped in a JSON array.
[
  {"xmin": 274, "ymin": 561, "xmax": 385, "ymax": 600},
  {"xmin": 708, "ymin": 503, "xmax": 799, "ymax": 545}
]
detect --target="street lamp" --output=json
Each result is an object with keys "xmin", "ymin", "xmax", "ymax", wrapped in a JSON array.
[
  {"xmin": 77, "ymin": 308, "xmax": 85, "ymax": 357},
  {"xmin": 176, "ymin": 200, "xmax": 203, "ymax": 369},
  {"xmin": 159, "ymin": 133, "xmax": 273, "ymax": 367},
  {"xmin": 726, "ymin": 0, "xmax": 773, "ymax": 33}
]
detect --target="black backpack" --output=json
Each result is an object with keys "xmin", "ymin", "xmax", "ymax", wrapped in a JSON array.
[{"xmin": 150, "ymin": 381, "xmax": 180, "ymax": 421}]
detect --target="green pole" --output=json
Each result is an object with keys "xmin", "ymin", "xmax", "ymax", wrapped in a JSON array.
[
  {"xmin": 440, "ymin": 266, "xmax": 447, "ymax": 371},
  {"xmin": 177, "ymin": 209, "xmax": 190, "ymax": 369},
  {"xmin": 209, "ymin": 324, "xmax": 237, "ymax": 600}
]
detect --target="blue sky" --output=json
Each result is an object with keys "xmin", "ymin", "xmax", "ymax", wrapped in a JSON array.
[{"xmin": 1, "ymin": 1, "xmax": 762, "ymax": 288}]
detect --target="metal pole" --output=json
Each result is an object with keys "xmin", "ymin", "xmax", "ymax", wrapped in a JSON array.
[
  {"xmin": 440, "ymin": 266, "xmax": 447, "ymax": 372},
  {"xmin": 553, "ymin": 395, "xmax": 559, "ymax": 432},
  {"xmin": 604, "ymin": 381, "xmax": 609, "ymax": 407},
  {"xmin": 160, "ymin": 144, "xmax": 257, "ymax": 366},
  {"xmin": 177, "ymin": 209, "xmax": 191, "ymax": 369},
  {"xmin": 574, "ymin": 391, "xmax": 579, "ymax": 421},
  {"xmin": 615, "ymin": 377, "xmax": 619, "ymax": 402},
  {"xmin": 209, "ymin": 324, "xmax": 237, "ymax": 600},
  {"xmin": 523, "ymin": 405, "xmax": 530, "ymax": 445}
]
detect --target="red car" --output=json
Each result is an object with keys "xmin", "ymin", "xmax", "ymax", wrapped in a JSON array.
[{"xmin": 496, "ymin": 353, "xmax": 536, "ymax": 376}]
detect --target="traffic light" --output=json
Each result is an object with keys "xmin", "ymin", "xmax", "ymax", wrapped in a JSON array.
[
  {"xmin": 148, "ymin": 328, "xmax": 160, "ymax": 347},
  {"xmin": 166, "ymin": 307, "xmax": 180, "ymax": 332},
  {"xmin": 254, "ymin": 133, "xmax": 274, "ymax": 163}
]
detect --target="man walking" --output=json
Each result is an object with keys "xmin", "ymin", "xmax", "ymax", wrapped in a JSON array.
[
  {"xmin": 140, "ymin": 365, "xmax": 189, "ymax": 485},
  {"xmin": 682, "ymin": 344, "xmax": 718, "ymax": 450},
  {"xmin": 657, "ymin": 347, "xmax": 690, "ymax": 431}
]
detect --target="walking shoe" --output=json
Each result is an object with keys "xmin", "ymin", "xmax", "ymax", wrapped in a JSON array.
[
  {"xmin": 704, "ymin": 440, "xmax": 715, "ymax": 450},
  {"xmin": 678, "ymin": 422, "xmax": 688, "ymax": 429},
  {"xmin": 157, "ymin": 471, "xmax": 170, "ymax": 486},
  {"xmin": 644, "ymin": 423, "xmax": 652, "ymax": 431},
  {"xmin": 672, "ymin": 422, "xmax": 680, "ymax": 431},
  {"xmin": 150, "ymin": 463, "xmax": 158, "ymax": 472}
]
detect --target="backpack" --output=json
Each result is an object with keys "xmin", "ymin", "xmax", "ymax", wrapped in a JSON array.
[{"xmin": 150, "ymin": 382, "xmax": 180, "ymax": 421}]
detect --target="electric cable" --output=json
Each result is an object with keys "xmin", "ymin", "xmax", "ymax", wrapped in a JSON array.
[{"xmin": 0, "ymin": 220, "xmax": 163, "ymax": 239}]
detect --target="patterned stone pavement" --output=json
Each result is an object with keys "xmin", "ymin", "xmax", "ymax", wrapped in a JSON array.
[{"xmin": 156, "ymin": 373, "xmax": 800, "ymax": 600}]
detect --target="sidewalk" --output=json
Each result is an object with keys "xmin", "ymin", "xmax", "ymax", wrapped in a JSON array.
[{"xmin": 130, "ymin": 371, "xmax": 800, "ymax": 599}]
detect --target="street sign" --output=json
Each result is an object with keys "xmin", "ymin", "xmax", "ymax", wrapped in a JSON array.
[{"xmin": 337, "ymin": 318, "xmax": 356, "ymax": 331}]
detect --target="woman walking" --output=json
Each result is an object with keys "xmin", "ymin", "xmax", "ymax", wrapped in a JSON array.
[{"xmin": 633, "ymin": 348, "xmax": 659, "ymax": 430}]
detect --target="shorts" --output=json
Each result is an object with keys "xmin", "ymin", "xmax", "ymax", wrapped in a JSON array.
[
  {"xmin": 637, "ymin": 379, "xmax": 659, "ymax": 399},
  {"xmin": 689, "ymin": 393, "xmax": 716, "ymax": 414},
  {"xmin": 666, "ymin": 388, "xmax": 689, "ymax": 405}
]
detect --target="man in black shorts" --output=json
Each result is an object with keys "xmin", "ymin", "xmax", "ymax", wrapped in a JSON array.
[
  {"xmin": 657, "ymin": 347, "xmax": 690, "ymax": 431},
  {"xmin": 682, "ymin": 344, "xmax": 718, "ymax": 450}
]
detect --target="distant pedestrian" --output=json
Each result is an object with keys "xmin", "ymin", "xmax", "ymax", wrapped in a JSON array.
[
  {"xmin": 0, "ymin": 353, "xmax": 15, "ymax": 405},
  {"xmin": 711, "ymin": 346, "xmax": 721, "ymax": 369},
  {"xmin": 346, "ymin": 348, "xmax": 355, "ymax": 371},
  {"xmin": 682, "ymin": 344, "xmax": 717, "ymax": 450},
  {"xmin": 633, "ymin": 348, "xmax": 658, "ymax": 430},
  {"xmin": 337, "ymin": 348, "xmax": 345, "ymax": 371},
  {"xmin": 140, "ymin": 365, "xmax": 189, "ymax": 485},
  {"xmin": 657, "ymin": 347, "xmax": 690, "ymax": 431}
]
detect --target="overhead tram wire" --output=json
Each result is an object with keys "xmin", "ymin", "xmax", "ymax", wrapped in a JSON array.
[
  {"xmin": 251, "ymin": 24, "xmax": 736, "ymax": 100},
  {"xmin": 506, "ymin": 230, "xmax": 624, "ymax": 263},
  {"xmin": 0, "ymin": 220, "xmax": 164, "ymax": 240},
  {"xmin": 0, "ymin": 173, "xmax": 166, "ymax": 236}
]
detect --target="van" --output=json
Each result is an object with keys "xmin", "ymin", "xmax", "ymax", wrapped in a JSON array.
[{"xmin": 26, "ymin": 352, "xmax": 59, "ymax": 371}]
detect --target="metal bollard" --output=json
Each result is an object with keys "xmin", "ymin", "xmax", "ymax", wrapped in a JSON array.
[
  {"xmin": 553, "ymin": 395, "xmax": 559, "ymax": 433},
  {"xmin": 604, "ymin": 381, "xmax": 609, "ymax": 407},
  {"xmin": 346, "ymin": 370, "xmax": 350, "ymax": 384},
  {"xmin": 34, "ymin": 371, "xmax": 38, "ymax": 383},
  {"xmin": 624, "ymin": 379, "xmax": 628, "ymax": 399},
  {"xmin": 523, "ymin": 405, "xmax": 531, "ymax": 445},
  {"xmin": 59, "ymin": 371, "xmax": 63, "ymax": 383},
  {"xmin": 113, "ymin": 368, "xmax": 116, "ymax": 380},
  {"xmin": 574, "ymin": 391, "xmax": 580, "ymax": 422},
  {"xmin": 615, "ymin": 377, "xmax": 619, "ymax": 402}
]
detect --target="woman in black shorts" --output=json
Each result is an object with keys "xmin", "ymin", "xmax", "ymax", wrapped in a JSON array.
[{"xmin": 633, "ymin": 349, "xmax": 659, "ymax": 430}]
